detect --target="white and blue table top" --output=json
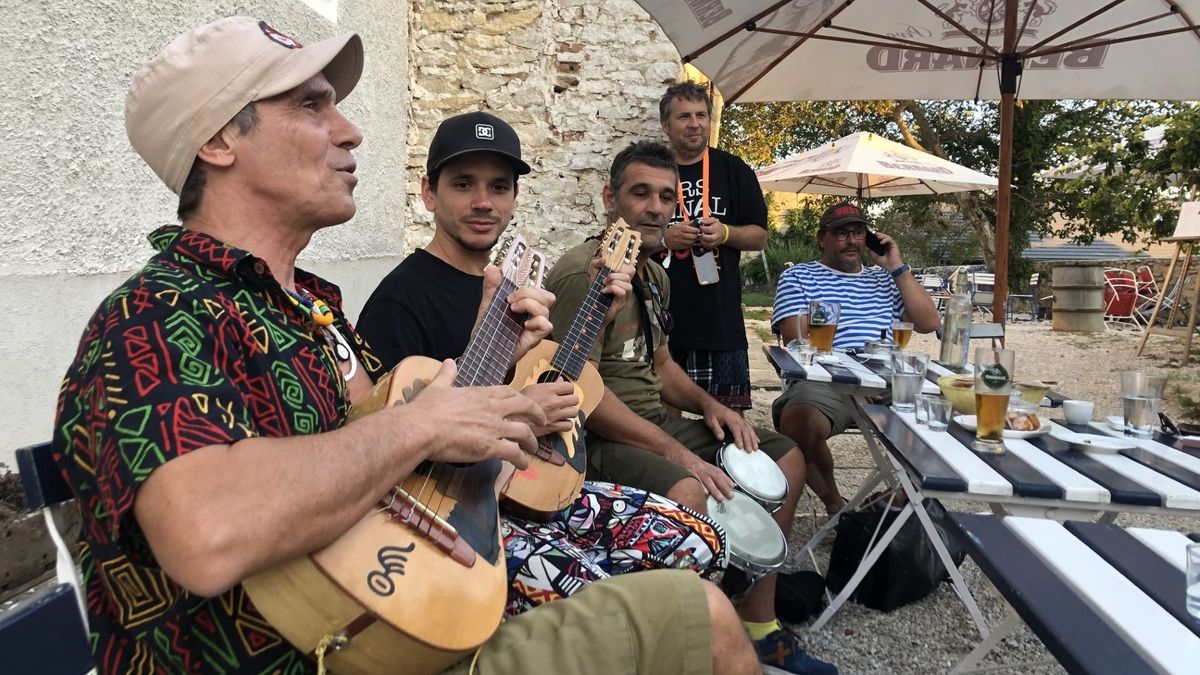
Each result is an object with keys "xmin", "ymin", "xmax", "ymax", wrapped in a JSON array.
[
  {"xmin": 950, "ymin": 514, "xmax": 1200, "ymax": 674},
  {"xmin": 863, "ymin": 404, "xmax": 1200, "ymax": 514}
]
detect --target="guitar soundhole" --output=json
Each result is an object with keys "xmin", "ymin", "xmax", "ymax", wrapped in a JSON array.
[
  {"xmin": 537, "ymin": 370, "xmax": 565, "ymax": 384},
  {"xmin": 366, "ymin": 543, "xmax": 416, "ymax": 597}
]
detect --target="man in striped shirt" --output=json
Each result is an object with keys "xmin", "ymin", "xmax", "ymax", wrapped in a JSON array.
[{"xmin": 770, "ymin": 202, "xmax": 938, "ymax": 514}]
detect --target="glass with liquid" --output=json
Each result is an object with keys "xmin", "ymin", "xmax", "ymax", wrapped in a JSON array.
[
  {"xmin": 891, "ymin": 320, "xmax": 913, "ymax": 349},
  {"xmin": 808, "ymin": 301, "xmax": 840, "ymax": 352},
  {"xmin": 1119, "ymin": 371, "xmax": 1167, "ymax": 438},
  {"xmin": 891, "ymin": 353, "xmax": 929, "ymax": 413},
  {"xmin": 974, "ymin": 347, "xmax": 1014, "ymax": 453}
]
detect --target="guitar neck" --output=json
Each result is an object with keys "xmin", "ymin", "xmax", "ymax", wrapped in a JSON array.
[
  {"xmin": 456, "ymin": 277, "xmax": 523, "ymax": 387},
  {"xmin": 551, "ymin": 267, "xmax": 614, "ymax": 380}
]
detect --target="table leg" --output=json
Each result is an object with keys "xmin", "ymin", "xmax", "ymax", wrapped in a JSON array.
[
  {"xmin": 887, "ymin": 452, "xmax": 990, "ymax": 638},
  {"xmin": 788, "ymin": 468, "xmax": 884, "ymax": 567},
  {"xmin": 809, "ymin": 502, "xmax": 915, "ymax": 632},
  {"xmin": 949, "ymin": 609, "xmax": 1022, "ymax": 674},
  {"xmin": 848, "ymin": 395, "xmax": 899, "ymax": 492}
]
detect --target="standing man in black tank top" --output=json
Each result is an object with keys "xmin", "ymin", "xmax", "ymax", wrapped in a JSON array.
[{"xmin": 655, "ymin": 81, "xmax": 768, "ymax": 412}]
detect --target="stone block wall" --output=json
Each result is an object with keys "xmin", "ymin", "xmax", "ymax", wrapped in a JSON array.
[{"xmin": 406, "ymin": 0, "xmax": 683, "ymax": 256}]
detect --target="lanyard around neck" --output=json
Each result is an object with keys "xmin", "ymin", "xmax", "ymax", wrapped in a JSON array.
[{"xmin": 676, "ymin": 148, "xmax": 709, "ymax": 222}]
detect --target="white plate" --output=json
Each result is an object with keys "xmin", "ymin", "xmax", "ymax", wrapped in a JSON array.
[
  {"xmin": 953, "ymin": 414, "xmax": 1051, "ymax": 439},
  {"xmin": 1107, "ymin": 415, "xmax": 1126, "ymax": 431},
  {"xmin": 1069, "ymin": 436, "xmax": 1136, "ymax": 454}
]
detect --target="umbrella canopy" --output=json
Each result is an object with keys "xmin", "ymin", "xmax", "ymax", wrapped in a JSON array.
[
  {"xmin": 633, "ymin": 0, "xmax": 1200, "ymax": 323},
  {"xmin": 756, "ymin": 131, "xmax": 998, "ymax": 197}
]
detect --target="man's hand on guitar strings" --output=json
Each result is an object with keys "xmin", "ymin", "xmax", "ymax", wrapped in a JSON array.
[{"xmin": 519, "ymin": 380, "xmax": 580, "ymax": 436}]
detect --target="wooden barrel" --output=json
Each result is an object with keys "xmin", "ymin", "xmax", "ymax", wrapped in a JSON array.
[{"xmin": 1051, "ymin": 262, "xmax": 1106, "ymax": 332}]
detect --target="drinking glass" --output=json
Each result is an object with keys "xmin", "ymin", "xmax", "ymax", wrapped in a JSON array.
[
  {"xmin": 807, "ymin": 301, "xmax": 841, "ymax": 352},
  {"xmin": 926, "ymin": 398, "xmax": 953, "ymax": 431},
  {"xmin": 974, "ymin": 347, "xmax": 1015, "ymax": 453},
  {"xmin": 915, "ymin": 393, "xmax": 938, "ymax": 424},
  {"xmin": 891, "ymin": 353, "xmax": 929, "ymax": 413},
  {"xmin": 1119, "ymin": 371, "xmax": 1168, "ymax": 438},
  {"xmin": 891, "ymin": 320, "xmax": 914, "ymax": 350},
  {"xmin": 1189, "ymin": 543, "xmax": 1200, "ymax": 619}
]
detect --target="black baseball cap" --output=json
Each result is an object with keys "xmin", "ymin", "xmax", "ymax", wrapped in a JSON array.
[
  {"xmin": 426, "ymin": 111, "xmax": 531, "ymax": 176},
  {"xmin": 818, "ymin": 202, "xmax": 869, "ymax": 231}
]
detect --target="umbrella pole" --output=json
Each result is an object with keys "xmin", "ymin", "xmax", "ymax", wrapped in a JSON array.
[{"xmin": 992, "ymin": 1, "xmax": 1019, "ymax": 330}]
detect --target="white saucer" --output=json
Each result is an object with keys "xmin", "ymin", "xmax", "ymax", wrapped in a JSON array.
[
  {"xmin": 954, "ymin": 415, "xmax": 1051, "ymax": 439},
  {"xmin": 1069, "ymin": 436, "xmax": 1136, "ymax": 454},
  {"xmin": 1106, "ymin": 415, "xmax": 1126, "ymax": 431}
]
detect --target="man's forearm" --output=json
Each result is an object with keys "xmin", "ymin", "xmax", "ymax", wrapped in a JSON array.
[
  {"xmin": 722, "ymin": 223, "xmax": 767, "ymax": 251},
  {"xmin": 895, "ymin": 272, "xmax": 940, "ymax": 332},
  {"xmin": 135, "ymin": 404, "xmax": 435, "ymax": 597},
  {"xmin": 586, "ymin": 386, "xmax": 691, "ymax": 462}
]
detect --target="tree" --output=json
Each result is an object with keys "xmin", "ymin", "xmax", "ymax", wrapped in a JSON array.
[{"xmin": 720, "ymin": 98, "xmax": 1175, "ymax": 286}]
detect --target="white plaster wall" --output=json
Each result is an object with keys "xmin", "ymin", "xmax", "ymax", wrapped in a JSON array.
[{"xmin": 0, "ymin": 1, "xmax": 410, "ymax": 468}]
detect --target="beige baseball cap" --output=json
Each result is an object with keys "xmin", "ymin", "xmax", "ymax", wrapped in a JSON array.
[{"xmin": 125, "ymin": 17, "xmax": 364, "ymax": 194}]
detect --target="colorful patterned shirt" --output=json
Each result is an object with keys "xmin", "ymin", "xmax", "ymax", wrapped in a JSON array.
[{"xmin": 52, "ymin": 225, "xmax": 382, "ymax": 674}]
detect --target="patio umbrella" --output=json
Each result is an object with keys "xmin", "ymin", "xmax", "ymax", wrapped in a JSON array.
[
  {"xmin": 632, "ymin": 0, "xmax": 1200, "ymax": 323},
  {"xmin": 756, "ymin": 130, "xmax": 998, "ymax": 197}
]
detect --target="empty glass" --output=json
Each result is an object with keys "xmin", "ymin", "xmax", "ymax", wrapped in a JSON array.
[
  {"xmin": 915, "ymin": 393, "xmax": 939, "ymax": 425},
  {"xmin": 1119, "ymin": 371, "xmax": 1168, "ymax": 438},
  {"xmin": 891, "ymin": 353, "xmax": 929, "ymax": 413},
  {"xmin": 926, "ymin": 398, "xmax": 953, "ymax": 431}
]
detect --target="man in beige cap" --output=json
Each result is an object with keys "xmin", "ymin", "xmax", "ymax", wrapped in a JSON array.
[{"xmin": 52, "ymin": 16, "xmax": 756, "ymax": 675}]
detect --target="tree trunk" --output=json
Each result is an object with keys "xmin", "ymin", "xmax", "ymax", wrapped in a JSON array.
[{"xmin": 895, "ymin": 101, "xmax": 997, "ymax": 269}]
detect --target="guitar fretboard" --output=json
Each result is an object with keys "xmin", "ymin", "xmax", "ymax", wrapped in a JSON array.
[
  {"xmin": 456, "ymin": 277, "xmax": 523, "ymax": 387},
  {"xmin": 551, "ymin": 267, "xmax": 613, "ymax": 380}
]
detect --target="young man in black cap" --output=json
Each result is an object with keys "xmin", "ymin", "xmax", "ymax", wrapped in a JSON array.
[
  {"xmin": 357, "ymin": 112, "xmax": 728, "ymax": 616},
  {"xmin": 771, "ymin": 202, "xmax": 938, "ymax": 514}
]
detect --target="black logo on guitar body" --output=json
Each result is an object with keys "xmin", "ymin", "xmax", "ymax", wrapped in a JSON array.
[{"xmin": 366, "ymin": 543, "xmax": 416, "ymax": 596}]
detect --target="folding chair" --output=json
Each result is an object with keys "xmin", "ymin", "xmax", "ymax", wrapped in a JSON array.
[
  {"xmin": 935, "ymin": 321, "xmax": 1005, "ymax": 349},
  {"xmin": 1, "ymin": 442, "xmax": 93, "ymax": 675},
  {"xmin": 1104, "ymin": 273, "xmax": 1143, "ymax": 327},
  {"xmin": 920, "ymin": 273, "xmax": 949, "ymax": 312},
  {"xmin": 1135, "ymin": 265, "xmax": 1159, "ymax": 309},
  {"xmin": 968, "ymin": 272, "xmax": 995, "ymax": 318},
  {"xmin": 1005, "ymin": 273, "xmax": 1040, "ymax": 321}
]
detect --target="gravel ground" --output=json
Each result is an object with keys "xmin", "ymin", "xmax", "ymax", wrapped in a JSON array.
[{"xmin": 741, "ymin": 318, "xmax": 1200, "ymax": 674}]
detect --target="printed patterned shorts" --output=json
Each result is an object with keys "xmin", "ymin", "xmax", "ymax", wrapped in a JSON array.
[
  {"xmin": 669, "ymin": 345, "xmax": 752, "ymax": 409},
  {"xmin": 501, "ymin": 481, "xmax": 727, "ymax": 615}
]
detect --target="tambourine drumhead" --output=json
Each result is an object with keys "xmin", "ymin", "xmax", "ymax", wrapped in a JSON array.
[
  {"xmin": 705, "ymin": 493, "xmax": 786, "ymax": 568},
  {"xmin": 718, "ymin": 443, "xmax": 787, "ymax": 502}
]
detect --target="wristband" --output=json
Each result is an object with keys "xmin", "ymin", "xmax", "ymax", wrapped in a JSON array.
[
  {"xmin": 721, "ymin": 224, "xmax": 730, "ymax": 245},
  {"xmin": 889, "ymin": 263, "xmax": 911, "ymax": 280}
]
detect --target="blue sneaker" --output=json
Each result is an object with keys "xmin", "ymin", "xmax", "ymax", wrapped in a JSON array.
[{"xmin": 754, "ymin": 628, "xmax": 838, "ymax": 675}]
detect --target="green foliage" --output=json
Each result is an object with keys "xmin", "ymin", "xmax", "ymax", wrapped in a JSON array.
[
  {"xmin": 873, "ymin": 199, "xmax": 982, "ymax": 267},
  {"xmin": 741, "ymin": 201, "xmax": 826, "ymax": 288},
  {"xmin": 743, "ymin": 307, "xmax": 772, "ymax": 320},
  {"xmin": 720, "ymin": 97, "xmax": 1183, "ymax": 288},
  {"xmin": 742, "ymin": 290, "xmax": 774, "ymax": 307}
]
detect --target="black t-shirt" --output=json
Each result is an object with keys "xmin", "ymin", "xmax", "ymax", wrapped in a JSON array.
[
  {"xmin": 357, "ymin": 249, "xmax": 482, "ymax": 374},
  {"xmin": 654, "ymin": 146, "xmax": 767, "ymax": 351}
]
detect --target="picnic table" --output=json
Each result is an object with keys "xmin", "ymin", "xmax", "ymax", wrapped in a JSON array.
[
  {"xmin": 948, "ymin": 513, "xmax": 1200, "ymax": 674},
  {"xmin": 763, "ymin": 345, "xmax": 1200, "ymax": 639}
]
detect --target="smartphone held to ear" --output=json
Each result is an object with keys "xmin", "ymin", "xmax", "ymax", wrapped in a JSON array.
[{"xmin": 865, "ymin": 230, "xmax": 891, "ymax": 257}]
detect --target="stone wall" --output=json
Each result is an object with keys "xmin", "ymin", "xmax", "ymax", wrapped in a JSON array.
[{"xmin": 406, "ymin": 0, "xmax": 683, "ymax": 255}]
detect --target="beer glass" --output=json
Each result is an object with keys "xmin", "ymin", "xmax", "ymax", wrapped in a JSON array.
[
  {"xmin": 891, "ymin": 353, "xmax": 928, "ymax": 412},
  {"xmin": 891, "ymin": 320, "xmax": 913, "ymax": 349},
  {"xmin": 973, "ymin": 347, "xmax": 1014, "ymax": 453},
  {"xmin": 1119, "ymin": 371, "xmax": 1167, "ymax": 438},
  {"xmin": 807, "ymin": 301, "xmax": 840, "ymax": 352}
]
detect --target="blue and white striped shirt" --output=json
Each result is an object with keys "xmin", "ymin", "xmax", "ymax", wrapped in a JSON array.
[{"xmin": 773, "ymin": 262, "xmax": 905, "ymax": 350}]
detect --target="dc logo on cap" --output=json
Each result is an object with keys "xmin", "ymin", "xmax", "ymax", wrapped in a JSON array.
[{"xmin": 475, "ymin": 124, "xmax": 495, "ymax": 141}]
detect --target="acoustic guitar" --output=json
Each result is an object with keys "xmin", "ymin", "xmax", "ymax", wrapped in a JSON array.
[
  {"xmin": 243, "ymin": 236, "xmax": 547, "ymax": 675},
  {"xmin": 501, "ymin": 220, "xmax": 640, "ymax": 519}
]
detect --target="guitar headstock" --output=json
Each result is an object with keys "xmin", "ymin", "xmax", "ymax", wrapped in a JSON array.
[
  {"xmin": 599, "ymin": 218, "xmax": 642, "ymax": 272},
  {"xmin": 495, "ymin": 232, "xmax": 547, "ymax": 291}
]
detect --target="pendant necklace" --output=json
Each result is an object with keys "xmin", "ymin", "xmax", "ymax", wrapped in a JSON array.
[{"xmin": 283, "ymin": 286, "xmax": 358, "ymax": 381}]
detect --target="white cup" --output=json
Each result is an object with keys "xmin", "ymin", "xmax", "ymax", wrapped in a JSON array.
[{"xmin": 1063, "ymin": 400, "xmax": 1095, "ymax": 425}]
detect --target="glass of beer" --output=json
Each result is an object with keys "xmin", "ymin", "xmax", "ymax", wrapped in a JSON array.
[
  {"xmin": 808, "ymin": 301, "xmax": 840, "ymax": 352},
  {"xmin": 973, "ymin": 347, "xmax": 1014, "ymax": 453},
  {"xmin": 891, "ymin": 320, "xmax": 913, "ymax": 349}
]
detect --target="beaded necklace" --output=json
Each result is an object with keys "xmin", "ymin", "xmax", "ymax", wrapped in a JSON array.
[{"xmin": 283, "ymin": 286, "xmax": 357, "ymax": 381}]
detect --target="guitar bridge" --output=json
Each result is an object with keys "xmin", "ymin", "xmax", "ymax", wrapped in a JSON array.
[
  {"xmin": 380, "ymin": 487, "xmax": 476, "ymax": 567},
  {"xmin": 533, "ymin": 440, "xmax": 567, "ymax": 466}
]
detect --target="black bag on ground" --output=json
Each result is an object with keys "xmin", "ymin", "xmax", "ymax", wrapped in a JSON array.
[
  {"xmin": 825, "ymin": 497, "xmax": 965, "ymax": 612},
  {"xmin": 774, "ymin": 570, "xmax": 827, "ymax": 623}
]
